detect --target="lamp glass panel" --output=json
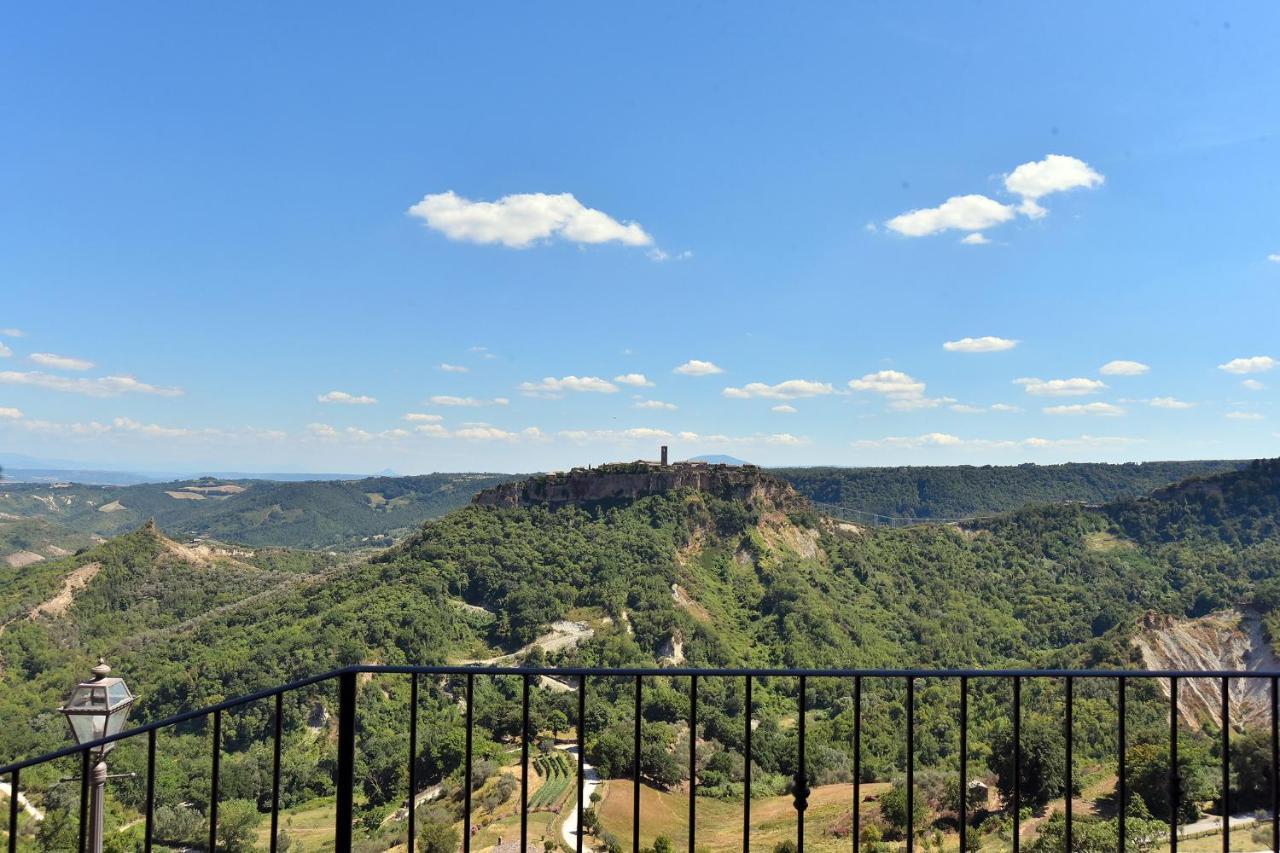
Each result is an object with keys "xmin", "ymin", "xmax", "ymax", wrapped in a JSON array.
[
  {"xmin": 68, "ymin": 713, "xmax": 106, "ymax": 744},
  {"xmin": 104, "ymin": 705, "xmax": 132, "ymax": 737},
  {"xmin": 106, "ymin": 681, "xmax": 132, "ymax": 705}
]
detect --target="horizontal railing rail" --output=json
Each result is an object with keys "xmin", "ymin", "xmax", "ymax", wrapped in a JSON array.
[{"xmin": 4, "ymin": 664, "xmax": 1280, "ymax": 853}]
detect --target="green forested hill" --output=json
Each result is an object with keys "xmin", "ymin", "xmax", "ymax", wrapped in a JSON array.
[
  {"xmin": 0, "ymin": 472, "xmax": 516, "ymax": 553},
  {"xmin": 2, "ymin": 460, "xmax": 1278, "ymax": 851},
  {"xmin": 773, "ymin": 459, "xmax": 1245, "ymax": 523}
]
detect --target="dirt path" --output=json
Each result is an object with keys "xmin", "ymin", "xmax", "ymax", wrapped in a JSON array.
[
  {"xmin": 455, "ymin": 620, "xmax": 594, "ymax": 666},
  {"xmin": 0, "ymin": 781, "xmax": 45, "ymax": 821},
  {"xmin": 29, "ymin": 562, "xmax": 101, "ymax": 620},
  {"xmin": 557, "ymin": 745, "xmax": 599, "ymax": 850}
]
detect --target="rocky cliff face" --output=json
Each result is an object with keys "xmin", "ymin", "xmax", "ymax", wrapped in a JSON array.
[{"xmin": 472, "ymin": 462, "xmax": 806, "ymax": 511}]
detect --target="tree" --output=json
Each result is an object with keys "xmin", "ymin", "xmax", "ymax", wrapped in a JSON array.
[
  {"xmin": 1126, "ymin": 741, "xmax": 1215, "ymax": 824},
  {"xmin": 217, "ymin": 799, "xmax": 262, "ymax": 853},
  {"xmin": 989, "ymin": 713, "xmax": 1067, "ymax": 810},
  {"xmin": 418, "ymin": 819, "xmax": 459, "ymax": 853},
  {"xmin": 879, "ymin": 781, "xmax": 927, "ymax": 841}
]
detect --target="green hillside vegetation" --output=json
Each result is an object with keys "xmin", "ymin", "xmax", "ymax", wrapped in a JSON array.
[
  {"xmin": 774, "ymin": 459, "xmax": 1245, "ymax": 524},
  {"xmin": 1, "ymin": 460, "xmax": 1277, "ymax": 851},
  {"xmin": 0, "ymin": 472, "xmax": 516, "ymax": 552}
]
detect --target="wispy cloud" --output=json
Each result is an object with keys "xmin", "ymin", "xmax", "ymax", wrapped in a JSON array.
[
  {"xmin": 402, "ymin": 412, "xmax": 444, "ymax": 422},
  {"xmin": 854, "ymin": 433, "xmax": 1138, "ymax": 450},
  {"xmin": 674, "ymin": 359, "xmax": 724, "ymax": 376},
  {"xmin": 430, "ymin": 395, "xmax": 510, "ymax": 407},
  {"xmin": 1099, "ymin": 360, "xmax": 1149, "ymax": 376},
  {"xmin": 0, "ymin": 371, "xmax": 183, "ymax": 398},
  {"xmin": 438, "ymin": 363, "xmax": 469, "ymax": 373},
  {"xmin": 0, "ymin": 329, "xmax": 23, "ymax": 338},
  {"xmin": 0, "ymin": 407, "xmax": 21, "ymax": 419},
  {"xmin": 634, "ymin": 400, "xmax": 677, "ymax": 411},
  {"xmin": 408, "ymin": 191, "xmax": 652, "ymax": 249},
  {"xmin": 1218, "ymin": 355, "xmax": 1276, "ymax": 374},
  {"xmin": 943, "ymin": 336, "xmax": 1017, "ymax": 353},
  {"xmin": 317, "ymin": 390, "xmax": 377, "ymax": 405},
  {"xmin": 1043, "ymin": 402, "xmax": 1126, "ymax": 416},
  {"xmin": 722, "ymin": 379, "xmax": 833, "ymax": 400},
  {"xmin": 519, "ymin": 376, "xmax": 619, "ymax": 397},
  {"xmin": 1242, "ymin": 379, "xmax": 1266, "ymax": 391},
  {"xmin": 1014, "ymin": 377, "xmax": 1106, "ymax": 396},
  {"xmin": 0, "ymin": 343, "xmax": 10, "ymax": 358},
  {"xmin": 1225, "ymin": 412, "xmax": 1264, "ymax": 421},
  {"xmin": 849, "ymin": 370, "xmax": 951, "ymax": 410},
  {"xmin": 771, "ymin": 404, "xmax": 797, "ymax": 414},
  {"xmin": 29, "ymin": 352, "xmax": 94, "ymax": 371},
  {"xmin": 1148, "ymin": 397, "xmax": 1195, "ymax": 410}
]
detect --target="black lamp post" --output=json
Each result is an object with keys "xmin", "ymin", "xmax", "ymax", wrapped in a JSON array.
[{"xmin": 59, "ymin": 659, "xmax": 134, "ymax": 853}]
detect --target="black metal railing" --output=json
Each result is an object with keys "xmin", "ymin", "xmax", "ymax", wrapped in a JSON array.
[{"xmin": 3, "ymin": 665, "xmax": 1280, "ymax": 852}]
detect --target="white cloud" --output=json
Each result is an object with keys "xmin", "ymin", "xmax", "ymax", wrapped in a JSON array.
[
  {"xmin": 1225, "ymin": 412, "xmax": 1264, "ymax": 421},
  {"xmin": 0, "ymin": 329, "xmax": 22, "ymax": 337},
  {"xmin": 674, "ymin": 359, "xmax": 724, "ymax": 376},
  {"xmin": 1004, "ymin": 154, "xmax": 1104, "ymax": 202},
  {"xmin": 0, "ymin": 371, "xmax": 183, "ymax": 398},
  {"xmin": 1148, "ymin": 397, "xmax": 1195, "ymax": 410},
  {"xmin": 886, "ymin": 194, "xmax": 1015, "ymax": 237},
  {"xmin": 1014, "ymin": 377, "xmax": 1107, "ymax": 396},
  {"xmin": 559, "ymin": 427, "xmax": 673, "ymax": 442},
  {"xmin": 614, "ymin": 373, "xmax": 654, "ymax": 387},
  {"xmin": 943, "ymin": 336, "xmax": 1018, "ymax": 353},
  {"xmin": 1218, "ymin": 356, "xmax": 1276, "ymax": 374},
  {"xmin": 430, "ymin": 395, "xmax": 510, "ymax": 407},
  {"xmin": 317, "ymin": 390, "xmax": 377, "ymax": 405},
  {"xmin": 848, "ymin": 370, "xmax": 950, "ymax": 410},
  {"xmin": 453, "ymin": 424, "xmax": 522, "ymax": 441},
  {"xmin": 407, "ymin": 191, "xmax": 652, "ymax": 249},
  {"xmin": 0, "ymin": 343, "xmax": 10, "ymax": 358},
  {"xmin": 634, "ymin": 400, "xmax": 677, "ymax": 411},
  {"xmin": 854, "ymin": 433, "xmax": 1139, "ymax": 450},
  {"xmin": 678, "ymin": 430, "xmax": 809, "ymax": 447},
  {"xmin": 0, "ymin": 406, "xmax": 21, "ymax": 419},
  {"xmin": 438, "ymin": 363, "xmax": 469, "ymax": 373},
  {"xmin": 1242, "ymin": 379, "xmax": 1266, "ymax": 391},
  {"xmin": 960, "ymin": 233, "xmax": 990, "ymax": 245},
  {"xmin": 1268, "ymin": 253, "xmax": 1280, "ymax": 263},
  {"xmin": 402, "ymin": 412, "xmax": 444, "ymax": 422},
  {"xmin": 648, "ymin": 248, "xmax": 693, "ymax": 262},
  {"xmin": 28, "ymin": 352, "xmax": 94, "ymax": 371},
  {"xmin": 722, "ymin": 379, "xmax": 834, "ymax": 400},
  {"xmin": 849, "ymin": 370, "xmax": 925, "ymax": 398},
  {"xmin": 1044, "ymin": 402, "xmax": 1126, "ymax": 416},
  {"xmin": 771, "ymin": 404, "xmax": 797, "ymax": 414},
  {"xmin": 950, "ymin": 404, "xmax": 984, "ymax": 414},
  {"xmin": 519, "ymin": 376, "xmax": 619, "ymax": 397},
  {"xmin": 990, "ymin": 403, "xmax": 1022, "ymax": 412},
  {"xmin": 1099, "ymin": 360, "xmax": 1149, "ymax": 376}
]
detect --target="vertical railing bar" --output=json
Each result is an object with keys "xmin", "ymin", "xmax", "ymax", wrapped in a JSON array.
[
  {"xmin": 689, "ymin": 674, "xmax": 698, "ymax": 853},
  {"xmin": 1170, "ymin": 676, "xmax": 1178, "ymax": 853},
  {"xmin": 633, "ymin": 674, "xmax": 641, "ymax": 853},
  {"xmin": 144, "ymin": 728, "xmax": 156, "ymax": 853},
  {"xmin": 464, "ymin": 672, "xmax": 475, "ymax": 853},
  {"xmin": 209, "ymin": 708, "xmax": 222, "ymax": 853},
  {"xmin": 796, "ymin": 674, "xmax": 806, "ymax": 853},
  {"xmin": 408, "ymin": 674, "xmax": 419, "ymax": 853},
  {"xmin": 7, "ymin": 768, "xmax": 18, "ymax": 853},
  {"xmin": 1271, "ymin": 675, "xmax": 1278, "ymax": 853},
  {"xmin": 270, "ymin": 692, "xmax": 283, "ymax": 853},
  {"xmin": 335, "ymin": 671, "xmax": 357, "ymax": 852},
  {"xmin": 1012, "ymin": 676, "xmax": 1020, "ymax": 853},
  {"xmin": 1221, "ymin": 676, "xmax": 1229, "ymax": 853},
  {"xmin": 522, "ymin": 674, "xmax": 530, "ymax": 853},
  {"xmin": 906, "ymin": 676, "xmax": 914, "ymax": 853},
  {"xmin": 1065, "ymin": 675, "xmax": 1073, "ymax": 850},
  {"xmin": 78, "ymin": 748, "xmax": 89, "ymax": 853},
  {"xmin": 958, "ymin": 676, "xmax": 967, "ymax": 853},
  {"xmin": 743, "ymin": 675, "xmax": 752, "ymax": 853},
  {"xmin": 852, "ymin": 675, "xmax": 861, "ymax": 853},
  {"xmin": 577, "ymin": 674, "xmax": 586, "ymax": 853},
  {"xmin": 1118, "ymin": 676, "xmax": 1126, "ymax": 853}
]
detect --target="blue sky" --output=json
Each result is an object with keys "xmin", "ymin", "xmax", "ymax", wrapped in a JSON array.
[{"xmin": 2, "ymin": 3, "xmax": 1277, "ymax": 473}]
